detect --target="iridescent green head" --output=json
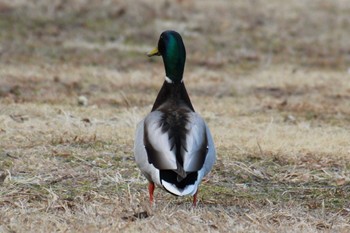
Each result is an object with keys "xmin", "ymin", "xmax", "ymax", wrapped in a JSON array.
[{"xmin": 148, "ymin": 30, "xmax": 186, "ymax": 83}]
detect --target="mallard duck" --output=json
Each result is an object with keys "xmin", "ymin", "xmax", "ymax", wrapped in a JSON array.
[{"xmin": 134, "ymin": 30, "xmax": 216, "ymax": 206}]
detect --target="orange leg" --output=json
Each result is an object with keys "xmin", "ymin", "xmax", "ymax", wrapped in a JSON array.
[
  {"xmin": 148, "ymin": 182, "xmax": 155, "ymax": 204},
  {"xmin": 192, "ymin": 189, "xmax": 198, "ymax": 207}
]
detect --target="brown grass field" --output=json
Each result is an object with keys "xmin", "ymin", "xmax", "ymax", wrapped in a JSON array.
[{"xmin": 1, "ymin": 0, "xmax": 350, "ymax": 232}]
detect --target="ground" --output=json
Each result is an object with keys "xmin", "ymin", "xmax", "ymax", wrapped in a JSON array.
[{"xmin": 0, "ymin": 0, "xmax": 350, "ymax": 232}]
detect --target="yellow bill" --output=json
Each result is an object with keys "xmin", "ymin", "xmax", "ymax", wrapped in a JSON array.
[{"xmin": 147, "ymin": 47, "xmax": 160, "ymax": 57}]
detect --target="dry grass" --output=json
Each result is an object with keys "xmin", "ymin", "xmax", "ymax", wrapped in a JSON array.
[{"xmin": 1, "ymin": 0, "xmax": 350, "ymax": 232}]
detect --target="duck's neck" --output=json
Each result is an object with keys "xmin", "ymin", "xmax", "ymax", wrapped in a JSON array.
[{"xmin": 151, "ymin": 81, "xmax": 194, "ymax": 112}]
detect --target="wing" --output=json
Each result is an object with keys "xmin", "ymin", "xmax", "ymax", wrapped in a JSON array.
[
  {"xmin": 143, "ymin": 111, "xmax": 177, "ymax": 170},
  {"xmin": 182, "ymin": 113, "xmax": 212, "ymax": 172}
]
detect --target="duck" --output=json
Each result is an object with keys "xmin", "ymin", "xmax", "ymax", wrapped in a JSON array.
[{"xmin": 134, "ymin": 30, "xmax": 216, "ymax": 206}]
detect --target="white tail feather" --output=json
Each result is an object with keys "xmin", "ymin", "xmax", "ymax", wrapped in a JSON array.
[{"xmin": 161, "ymin": 180, "xmax": 197, "ymax": 196}]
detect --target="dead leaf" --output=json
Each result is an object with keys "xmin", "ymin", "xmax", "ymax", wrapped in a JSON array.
[
  {"xmin": 10, "ymin": 114, "xmax": 29, "ymax": 123},
  {"xmin": 0, "ymin": 171, "xmax": 7, "ymax": 184},
  {"xmin": 121, "ymin": 211, "xmax": 150, "ymax": 221},
  {"xmin": 316, "ymin": 222, "xmax": 330, "ymax": 230},
  {"xmin": 336, "ymin": 178, "xmax": 346, "ymax": 186}
]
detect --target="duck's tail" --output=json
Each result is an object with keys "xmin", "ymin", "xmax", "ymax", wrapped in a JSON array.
[
  {"xmin": 160, "ymin": 170, "xmax": 200, "ymax": 196},
  {"xmin": 161, "ymin": 180, "xmax": 197, "ymax": 196}
]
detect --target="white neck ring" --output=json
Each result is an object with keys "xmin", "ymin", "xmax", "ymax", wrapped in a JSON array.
[{"xmin": 165, "ymin": 76, "xmax": 173, "ymax": 83}]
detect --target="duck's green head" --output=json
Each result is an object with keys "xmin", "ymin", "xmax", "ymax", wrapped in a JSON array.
[{"xmin": 148, "ymin": 30, "xmax": 186, "ymax": 83}]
